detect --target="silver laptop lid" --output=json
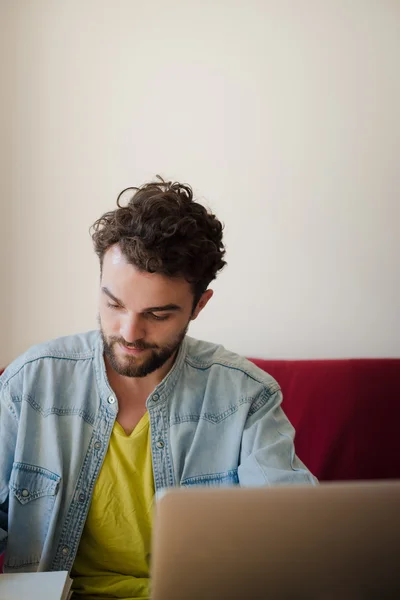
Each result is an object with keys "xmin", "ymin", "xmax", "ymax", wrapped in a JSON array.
[{"xmin": 151, "ymin": 481, "xmax": 400, "ymax": 600}]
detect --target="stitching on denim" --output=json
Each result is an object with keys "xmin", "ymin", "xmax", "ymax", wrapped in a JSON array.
[
  {"xmin": 149, "ymin": 402, "xmax": 175, "ymax": 491},
  {"xmin": 1, "ymin": 384, "xmax": 19, "ymax": 422},
  {"xmin": 11, "ymin": 462, "xmax": 60, "ymax": 481},
  {"xmin": 201, "ymin": 397, "xmax": 251, "ymax": 423},
  {"xmin": 162, "ymin": 402, "xmax": 176, "ymax": 488},
  {"xmin": 51, "ymin": 404, "xmax": 115, "ymax": 571},
  {"xmin": 4, "ymin": 557, "xmax": 40, "ymax": 569},
  {"xmin": 169, "ymin": 397, "xmax": 254, "ymax": 426},
  {"xmin": 184, "ymin": 357, "xmax": 280, "ymax": 392},
  {"xmin": 248, "ymin": 388, "xmax": 272, "ymax": 416},
  {"xmin": 16, "ymin": 394, "xmax": 95, "ymax": 425},
  {"xmin": 1, "ymin": 354, "xmax": 94, "ymax": 386},
  {"xmin": 182, "ymin": 468, "xmax": 239, "ymax": 485},
  {"xmin": 169, "ymin": 413, "xmax": 201, "ymax": 425},
  {"xmin": 10, "ymin": 488, "xmax": 57, "ymax": 502}
]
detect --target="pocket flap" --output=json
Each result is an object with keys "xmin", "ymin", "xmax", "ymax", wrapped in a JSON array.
[{"xmin": 9, "ymin": 463, "xmax": 60, "ymax": 505}]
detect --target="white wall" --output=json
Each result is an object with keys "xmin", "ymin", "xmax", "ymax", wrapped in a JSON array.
[{"xmin": 2, "ymin": 0, "xmax": 400, "ymax": 363}]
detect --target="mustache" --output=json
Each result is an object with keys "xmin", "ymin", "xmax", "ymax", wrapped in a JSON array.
[{"xmin": 109, "ymin": 337, "xmax": 158, "ymax": 351}]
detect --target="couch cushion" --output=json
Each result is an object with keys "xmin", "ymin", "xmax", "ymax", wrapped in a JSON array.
[{"xmin": 249, "ymin": 359, "xmax": 400, "ymax": 482}]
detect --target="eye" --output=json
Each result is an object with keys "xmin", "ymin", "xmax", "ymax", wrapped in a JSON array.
[
  {"xmin": 107, "ymin": 302, "xmax": 121, "ymax": 310},
  {"xmin": 148, "ymin": 313, "xmax": 170, "ymax": 321}
]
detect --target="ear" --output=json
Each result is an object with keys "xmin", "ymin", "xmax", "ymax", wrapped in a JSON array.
[{"xmin": 191, "ymin": 289, "xmax": 213, "ymax": 321}]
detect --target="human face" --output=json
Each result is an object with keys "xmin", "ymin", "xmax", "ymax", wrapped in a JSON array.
[{"xmin": 99, "ymin": 245, "xmax": 212, "ymax": 378}]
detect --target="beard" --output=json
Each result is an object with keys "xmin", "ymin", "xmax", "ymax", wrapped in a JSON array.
[{"xmin": 100, "ymin": 320, "xmax": 188, "ymax": 378}]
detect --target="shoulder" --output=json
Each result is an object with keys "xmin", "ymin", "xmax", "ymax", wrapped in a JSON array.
[
  {"xmin": 0, "ymin": 330, "xmax": 99, "ymax": 387},
  {"xmin": 184, "ymin": 336, "xmax": 280, "ymax": 395}
]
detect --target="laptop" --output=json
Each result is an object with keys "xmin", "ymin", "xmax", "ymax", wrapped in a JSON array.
[{"xmin": 150, "ymin": 481, "xmax": 400, "ymax": 599}]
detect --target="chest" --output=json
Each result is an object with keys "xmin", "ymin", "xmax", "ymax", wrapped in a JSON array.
[{"xmin": 117, "ymin": 401, "xmax": 148, "ymax": 435}]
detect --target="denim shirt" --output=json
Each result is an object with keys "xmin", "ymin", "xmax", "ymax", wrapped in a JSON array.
[{"xmin": 0, "ymin": 330, "xmax": 317, "ymax": 573}]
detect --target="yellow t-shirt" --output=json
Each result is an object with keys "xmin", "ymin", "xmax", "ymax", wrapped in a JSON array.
[{"xmin": 71, "ymin": 412, "xmax": 154, "ymax": 600}]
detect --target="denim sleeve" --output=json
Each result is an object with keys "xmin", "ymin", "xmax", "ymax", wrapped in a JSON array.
[
  {"xmin": 238, "ymin": 388, "xmax": 318, "ymax": 486},
  {"xmin": 0, "ymin": 379, "xmax": 18, "ymax": 554}
]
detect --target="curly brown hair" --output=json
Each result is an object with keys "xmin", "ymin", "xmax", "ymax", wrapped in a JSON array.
[{"xmin": 91, "ymin": 177, "xmax": 226, "ymax": 306}]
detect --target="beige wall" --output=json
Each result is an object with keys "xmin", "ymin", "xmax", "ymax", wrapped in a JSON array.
[
  {"xmin": 2, "ymin": 0, "xmax": 400, "ymax": 364},
  {"xmin": 0, "ymin": 3, "xmax": 16, "ymax": 367}
]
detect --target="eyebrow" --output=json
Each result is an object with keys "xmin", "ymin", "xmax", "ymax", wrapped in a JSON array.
[
  {"xmin": 102, "ymin": 287, "xmax": 126, "ymax": 308},
  {"xmin": 101, "ymin": 287, "xmax": 182, "ymax": 313},
  {"xmin": 144, "ymin": 304, "xmax": 182, "ymax": 313}
]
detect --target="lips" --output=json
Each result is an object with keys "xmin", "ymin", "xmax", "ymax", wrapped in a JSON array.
[{"xmin": 119, "ymin": 343, "xmax": 146, "ymax": 355}]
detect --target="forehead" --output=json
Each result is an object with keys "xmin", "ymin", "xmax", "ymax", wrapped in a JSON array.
[{"xmin": 101, "ymin": 245, "xmax": 192, "ymax": 305}]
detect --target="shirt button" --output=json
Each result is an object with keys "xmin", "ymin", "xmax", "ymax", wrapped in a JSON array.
[
  {"xmin": 152, "ymin": 394, "xmax": 159, "ymax": 402},
  {"xmin": 108, "ymin": 395, "xmax": 116, "ymax": 404},
  {"xmin": 78, "ymin": 492, "xmax": 86, "ymax": 503},
  {"xmin": 21, "ymin": 489, "xmax": 29, "ymax": 498},
  {"xmin": 156, "ymin": 440, "xmax": 165, "ymax": 449},
  {"xmin": 62, "ymin": 546, "xmax": 70, "ymax": 556},
  {"xmin": 94, "ymin": 440, "xmax": 102, "ymax": 450}
]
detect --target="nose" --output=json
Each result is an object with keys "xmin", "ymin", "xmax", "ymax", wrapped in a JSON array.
[{"xmin": 120, "ymin": 313, "xmax": 146, "ymax": 344}]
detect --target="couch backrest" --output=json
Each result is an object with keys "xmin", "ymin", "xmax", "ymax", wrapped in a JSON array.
[{"xmin": 249, "ymin": 358, "xmax": 400, "ymax": 482}]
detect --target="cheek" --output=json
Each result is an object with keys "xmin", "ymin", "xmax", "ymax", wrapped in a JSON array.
[
  {"xmin": 145, "ymin": 319, "xmax": 173, "ymax": 340},
  {"xmin": 99, "ymin": 307, "xmax": 119, "ymax": 331},
  {"xmin": 161, "ymin": 316, "xmax": 189, "ymax": 338}
]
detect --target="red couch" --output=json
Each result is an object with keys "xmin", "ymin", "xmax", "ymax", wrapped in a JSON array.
[
  {"xmin": 250, "ymin": 358, "xmax": 400, "ymax": 481},
  {"xmin": 1, "ymin": 358, "xmax": 399, "ymax": 572}
]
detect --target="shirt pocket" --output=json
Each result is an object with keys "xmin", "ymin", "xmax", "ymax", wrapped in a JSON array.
[
  {"xmin": 6, "ymin": 462, "xmax": 61, "ymax": 569},
  {"xmin": 181, "ymin": 469, "xmax": 239, "ymax": 487}
]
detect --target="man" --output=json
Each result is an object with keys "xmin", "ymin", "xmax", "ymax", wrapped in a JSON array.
[{"xmin": 0, "ymin": 178, "xmax": 316, "ymax": 598}]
